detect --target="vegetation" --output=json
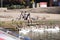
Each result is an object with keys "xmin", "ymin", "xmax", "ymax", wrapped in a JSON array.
[
  {"xmin": 0, "ymin": 0, "xmax": 34, "ymax": 9},
  {"xmin": 0, "ymin": 20, "xmax": 60, "ymax": 31}
]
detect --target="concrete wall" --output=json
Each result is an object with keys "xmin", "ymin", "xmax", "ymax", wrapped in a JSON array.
[
  {"xmin": 8, "ymin": 7, "xmax": 60, "ymax": 14},
  {"xmin": 0, "ymin": 8, "xmax": 7, "ymax": 12},
  {"xmin": 31, "ymin": 7, "xmax": 60, "ymax": 14}
]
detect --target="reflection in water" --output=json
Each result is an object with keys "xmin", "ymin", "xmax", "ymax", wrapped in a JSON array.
[{"xmin": 19, "ymin": 25, "xmax": 60, "ymax": 40}]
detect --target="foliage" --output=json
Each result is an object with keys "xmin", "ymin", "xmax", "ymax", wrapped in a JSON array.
[
  {"xmin": 0, "ymin": 21, "xmax": 5, "ymax": 27},
  {"xmin": 2, "ymin": 0, "xmax": 34, "ymax": 9},
  {"xmin": 8, "ymin": 5, "xmax": 25, "ymax": 9}
]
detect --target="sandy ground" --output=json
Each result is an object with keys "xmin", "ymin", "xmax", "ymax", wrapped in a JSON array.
[{"xmin": 0, "ymin": 11, "xmax": 60, "ymax": 21}]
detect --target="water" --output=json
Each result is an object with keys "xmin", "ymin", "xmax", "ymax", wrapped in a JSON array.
[{"xmin": 19, "ymin": 26, "xmax": 60, "ymax": 40}]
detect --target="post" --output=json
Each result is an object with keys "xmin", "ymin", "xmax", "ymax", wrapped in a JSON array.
[
  {"xmin": 1, "ymin": 0, "xmax": 3, "ymax": 8},
  {"xmin": 50, "ymin": 0, "xmax": 53, "ymax": 7}
]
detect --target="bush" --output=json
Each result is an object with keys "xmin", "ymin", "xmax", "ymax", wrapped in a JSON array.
[{"xmin": 8, "ymin": 5, "xmax": 25, "ymax": 9}]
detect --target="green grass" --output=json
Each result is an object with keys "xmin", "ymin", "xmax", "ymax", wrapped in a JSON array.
[{"xmin": 0, "ymin": 20, "xmax": 60, "ymax": 28}]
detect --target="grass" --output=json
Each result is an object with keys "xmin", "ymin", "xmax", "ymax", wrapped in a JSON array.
[{"xmin": 0, "ymin": 20, "xmax": 60, "ymax": 30}]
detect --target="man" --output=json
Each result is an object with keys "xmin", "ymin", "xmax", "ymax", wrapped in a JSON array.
[
  {"xmin": 58, "ymin": 0, "xmax": 60, "ymax": 6},
  {"xmin": 53, "ymin": 0, "xmax": 58, "ymax": 6}
]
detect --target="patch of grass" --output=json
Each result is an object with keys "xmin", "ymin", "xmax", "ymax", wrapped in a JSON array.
[{"xmin": 0, "ymin": 20, "xmax": 60, "ymax": 30}]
